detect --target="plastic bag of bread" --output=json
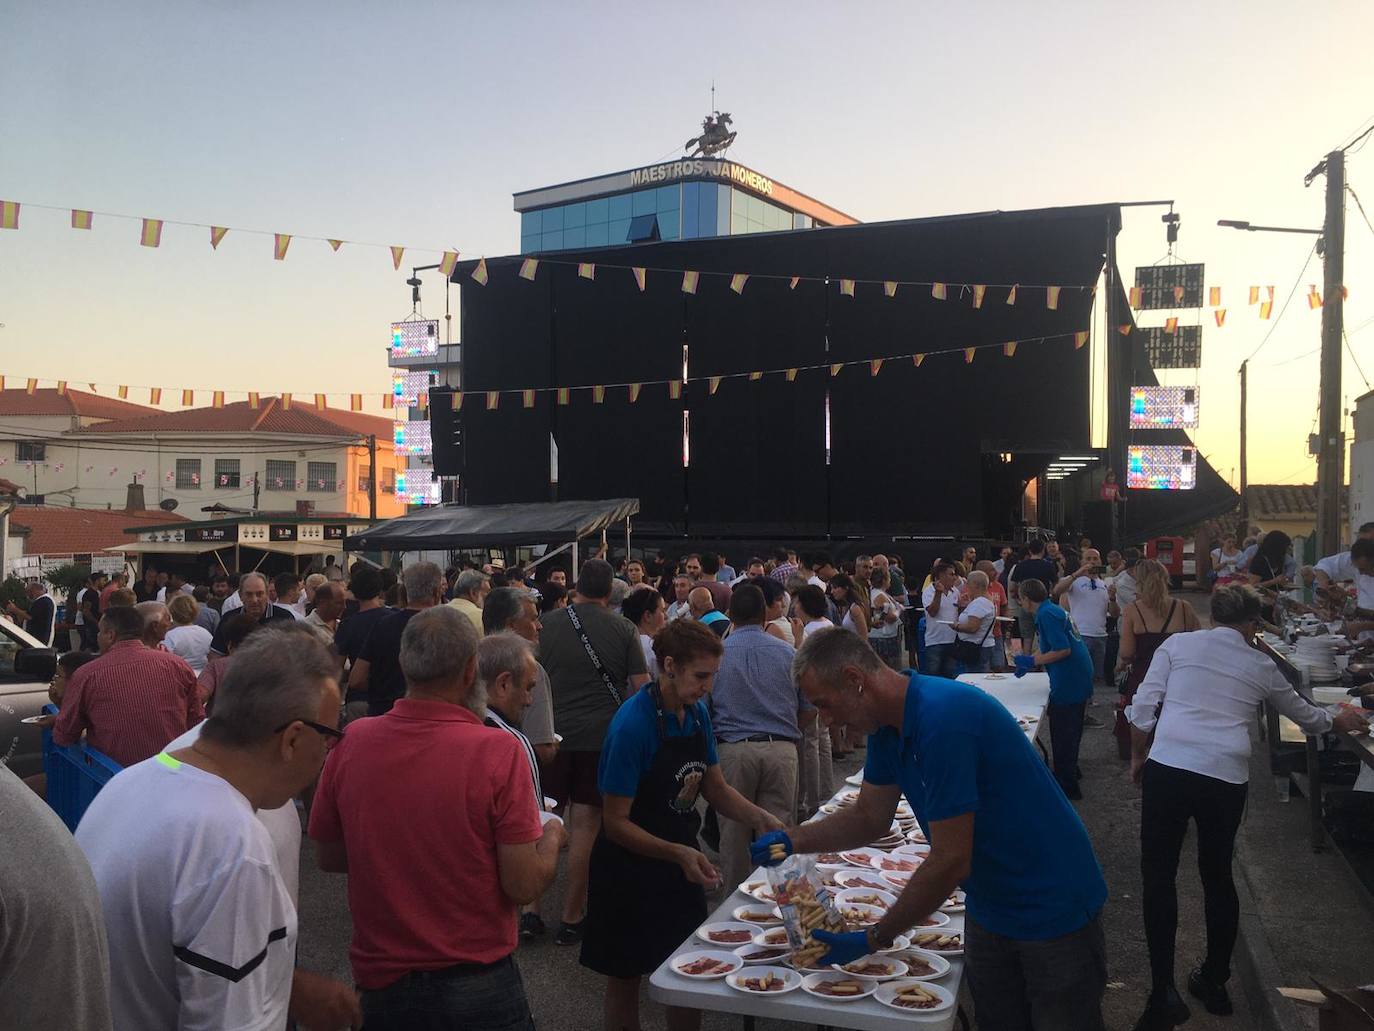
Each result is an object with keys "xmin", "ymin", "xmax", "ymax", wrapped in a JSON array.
[{"xmin": 765, "ymin": 853, "xmax": 849, "ymax": 969}]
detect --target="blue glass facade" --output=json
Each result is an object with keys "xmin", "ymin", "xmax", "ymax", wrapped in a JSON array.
[{"xmin": 520, "ymin": 182, "xmax": 816, "ymax": 253}]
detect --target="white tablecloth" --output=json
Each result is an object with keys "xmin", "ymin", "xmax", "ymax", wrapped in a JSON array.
[{"xmin": 647, "ymin": 672, "xmax": 1053, "ymax": 1028}]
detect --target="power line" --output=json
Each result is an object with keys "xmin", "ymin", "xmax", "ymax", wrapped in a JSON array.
[
  {"xmin": 1345, "ymin": 330, "xmax": 1371, "ymax": 390},
  {"xmin": 1244, "ymin": 241, "xmax": 1318, "ymax": 363}
]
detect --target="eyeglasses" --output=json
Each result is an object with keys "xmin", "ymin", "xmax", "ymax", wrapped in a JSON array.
[{"xmin": 274, "ymin": 718, "xmax": 344, "ymax": 747}]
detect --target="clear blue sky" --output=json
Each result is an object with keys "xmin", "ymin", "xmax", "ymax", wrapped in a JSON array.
[{"xmin": 2, "ymin": 0, "xmax": 1372, "ymax": 484}]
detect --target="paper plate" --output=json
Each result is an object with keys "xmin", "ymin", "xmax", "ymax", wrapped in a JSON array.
[
  {"xmin": 696, "ymin": 921, "xmax": 757, "ymax": 947},
  {"xmin": 726, "ymin": 965, "xmax": 803, "ymax": 996},
  {"xmin": 800, "ymin": 972, "xmax": 877, "ymax": 1002},
  {"xmin": 891, "ymin": 948, "xmax": 951, "ymax": 981},
  {"xmin": 874, "ymin": 978, "xmax": 955, "ymax": 1014},
  {"xmin": 833, "ymin": 956, "xmax": 909, "ymax": 981},
  {"xmin": 733, "ymin": 943, "xmax": 791, "ymax": 966},
  {"xmin": 834, "ymin": 886, "xmax": 897, "ymax": 911},
  {"xmin": 750, "ymin": 925, "xmax": 792, "ymax": 949},
  {"xmin": 672, "ymin": 950, "xmax": 743, "ymax": 980},
  {"xmin": 731, "ymin": 904, "xmax": 782, "ymax": 927}
]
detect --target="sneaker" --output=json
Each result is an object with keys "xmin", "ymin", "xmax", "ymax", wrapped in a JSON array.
[
  {"xmin": 519, "ymin": 913, "xmax": 546, "ymax": 942},
  {"xmin": 554, "ymin": 919, "xmax": 584, "ymax": 946},
  {"xmin": 1187, "ymin": 967, "xmax": 1232, "ymax": 1016},
  {"xmin": 1131, "ymin": 984, "xmax": 1191, "ymax": 1030},
  {"xmin": 1083, "ymin": 714, "xmax": 1106, "ymax": 729}
]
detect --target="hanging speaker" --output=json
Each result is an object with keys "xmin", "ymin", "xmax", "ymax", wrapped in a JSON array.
[{"xmin": 429, "ymin": 388, "xmax": 464, "ymax": 476}]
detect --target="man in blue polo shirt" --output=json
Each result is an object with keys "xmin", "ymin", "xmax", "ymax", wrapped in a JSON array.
[
  {"xmin": 753, "ymin": 627, "xmax": 1107, "ymax": 1031},
  {"xmin": 1018, "ymin": 578, "xmax": 1096, "ymax": 800}
]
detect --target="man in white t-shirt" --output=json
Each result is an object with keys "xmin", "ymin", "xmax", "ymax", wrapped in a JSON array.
[
  {"xmin": 76, "ymin": 623, "xmax": 361, "ymax": 1031},
  {"xmin": 953, "ymin": 571, "xmax": 999, "ymax": 672},
  {"xmin": 921, "ymin": 560, "xmax": 961, "ymax": 678},
  {"xmin": 1054, "ymin": 549, "xmax": 1111, "ymax": 686}
]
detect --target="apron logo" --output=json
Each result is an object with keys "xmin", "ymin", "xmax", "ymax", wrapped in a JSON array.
[{"xmin": 671, "ymin": 762, "xmax": 706, "ymax": 813}]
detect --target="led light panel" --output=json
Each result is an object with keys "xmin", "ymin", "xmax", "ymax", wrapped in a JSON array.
[
  {"xmin": 1130, "ymin": 385, "xmax": 1200, "ymax": 429},
  {"xmin": 1127, "ymin": 445, "xmax": 1197, "ymax": 490},
  {"xmin": 390, "ymin": 319, "xmax": 440, "ymax": 358}
]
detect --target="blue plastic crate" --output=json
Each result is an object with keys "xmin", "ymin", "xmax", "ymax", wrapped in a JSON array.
[{"xmin": 40, "ymin": 705, "xmax": 123, "ymax": 833}]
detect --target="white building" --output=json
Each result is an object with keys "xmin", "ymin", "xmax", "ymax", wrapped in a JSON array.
[{"xmin": 1351, "ymin": 388, "xmax": 1374, "ymax": 539}]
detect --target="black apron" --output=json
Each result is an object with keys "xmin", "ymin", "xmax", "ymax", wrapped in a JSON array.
[{"xmin": 580, "ymin": 684, "xmax": 711, "ymax": 978}]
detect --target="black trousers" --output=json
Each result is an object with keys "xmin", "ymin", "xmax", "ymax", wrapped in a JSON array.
[
  {"xmin": 1139, "ymin": 759, "xmax": 1248, "ymax": 989},
  {"xmin": 1047, "ymin": 701, "xmax": 1086, "ymax": 798}
]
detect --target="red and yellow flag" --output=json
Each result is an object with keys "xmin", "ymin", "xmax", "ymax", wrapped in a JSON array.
[
  {"xmin": 1002, "ymin": 342, "xmax": 1017, "ymax": 357},
  {"xmin": 390, "ymin": 246, "xmax": 405, "ymax": 271},
  {"xmin": 730, "ymin": 273, "xmax": 748, "ymax": 294},
  {"xmin": 557, "ymin": 387, "xmax": 571, "ymax": 406},
  {"xmin": 1046, "ymin": 286, "xmax": 1061, "ymax": 310},
  {"xmin": 440, "ymin": 251, "xmax": 460, "ymax": 278},
  {"xmin": 578, "ymin": 262, "xmax": 595, "ymax": 280},
  {"xmin": 592, "ymin": 385, "xmax": 606, "ymax": 404},
  {"xmin": 212, "ymin": 391, "xmax": 225, "ymax": 408},
  {"xmin": 931, "ymin": 282, "xmax": 947, "ymax": 301},
  {"xmin": 1214, "ymin": 309, "xmax": 1227, "ymax": 327},
  {"xmin": 1164, "ymin": 317, "xmax": 1178, "ymax": 333},
  {"xmin": 56, "ymin": 381, "xmax": 67, "ymax": 395},
  {"xmin": 964, "ymin": 348, "xmax": 976, "ymax": 364},
  {"xmin": 314, "ymin": 393, "xmax": 327, "ymax": 410},
  {"xmin": 839, "ymin": 279, "xmax": 855, "ymax": 297},
  {"xmin": 1117, "ymin": 324, "xmax": 1132, "ymax": 335},
  {"xmin": 181, "ymin": 389, "xmax": 194, "ymax": 406},
  {"xmin": 117, "ymin": 385, "xmax": 129, "ymax": 399},
  {"xmin": 1074, "ymin": 331, "xmax": 1089, "ymax": 349},
  {"xmin": 668, "ymin": 380, "xmax": 682, "ymax": 400},
  {"xmin": 682, "ymin": 270, "xmax": 699, "ymax": 294},
  {"xmin": 273, "ymin": 234, "xmax": 291, "ymax": 261},
  {"xmin": 522, "ymin": 389, "xmax": 535, "ymax": 409},
  {"xmin": 829, "ymin": 363, "xmax": 844, "ymax": 377},
  {"xmin": 25, "ymin": 378, "xmax": 38, "ymax": 394},
  {"xmin": 785, "ymin": 368, "xmax": 798, "ymax": 381},
  {"xmin": 1129, "ymin": 286, "xmax": 1143, "ymax": 308},
  {"xmin": 630, "ymin": 266, "xmax": 645, "ymax": 291},
  {"xmin": 1267, "ymin": 285, "xmax": 1275, "ymax": 301},
  {"xmin": 912, "ymin": 354, "xmax": 925, "ymax": 367},
  {"xmin": 472, "ymin": 258, "xmax": 489, "ymax": 286},
  {"xmin": 1259, "ymin": 300, "xmax": 1273, "ymax": 319},
  {"xmin": 350, "ymin": 394, "xmax": 363, "ymax": 411},
  {"xmin": 521, "ymin": 258, "xmax": 540, "ymax": 281},
  {"xmin": 327, "ymin": 239, "xmax": 343, "ymax": 252},
  {"xmin": 248, "ymin": 391, "xmax": 260, "ymax": 409},
  {"xmin": 1006, "ymin": 284, "xmax": 1018, "ymax": 305},
  {"xmin": 1248, "ymin": 286, "xmax": 1260, "ymax": 305},
  {"xmin": 1308, "ymin": 287, "xmax": 1322, "ymax": 309},
  {"xmin": 628, "ymin": 383, "xmax": 642, "ymax": 403},
  {"xmin": 149, "ymin": 387, "xmax": 162, "ymax": 404},
  {"xmin": 884, "ymin": 281, "xmax": 898, "ymax": 298},
  {"xmin": 972, "ymin": 285, "xmax": 987, "ymax": 308},
  {"xmin": 486, "ymin": 391, "xmax": 500, "ymax": 411},
  {"xmin": 789, "ymin": 276, "xmax": 800, "ymax": 290},
  {"xmin": 869, "ymin": 359, "xmax": 884, "ymax": 376},
  {"xmin": 140, "ymin": 218, "xmax": 163, "ymax": 248},
  {"xmin": 451, "ymin": 392, "xmax": 464, "ymax": 412},
  {"xmin": 71, "ymin": 209, "xmax": 92, "ymax": 230},
  {"xmin": 708, "ymin": 376, "xmax": 722, "ymax": 395},
  {"xmin": 1209, "ymin": 286, "xmax": 1221, "ymax": 307},
  {"xmin": 1172, "ymin": 285, "xmax": 1185, "ymax": 305},
  {"xmin": 282, "ymin": 393, "xmax": 293, "ymax": 410},
  {"xmin": 210, "ymin": 226, "xmax": 229, "ymax": 249},
  {"xmin": 748, "ymin": 371, "xmax": 762, "ymax": 382},
  {"xmin": 1, "ymin": 201, "xmax": 19, "ymax": 229}
]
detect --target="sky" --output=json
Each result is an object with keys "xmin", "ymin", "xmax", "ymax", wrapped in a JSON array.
[{"xmin": 2, "ymin": 0, "xmax": 1372, "ymax": 486}]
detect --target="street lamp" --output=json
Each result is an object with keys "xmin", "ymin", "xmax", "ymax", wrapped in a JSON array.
[{"xmin": 1216, "ymin": 219, "xmax": 1321, "ymax": 236}]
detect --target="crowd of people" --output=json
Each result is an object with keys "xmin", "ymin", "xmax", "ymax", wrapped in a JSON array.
[{"xmin": 2, "ymin": 527, "xmax": 1372, "ymax": 1031}]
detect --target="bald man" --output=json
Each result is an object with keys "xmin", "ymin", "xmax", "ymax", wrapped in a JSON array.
[{"xmin": 690, "ymin": 586, "xmax": 729, "ymax": 637}]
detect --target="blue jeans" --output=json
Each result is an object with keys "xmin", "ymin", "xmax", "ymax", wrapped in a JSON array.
[
  {"xmin": 922, "ymin": 643, "xmax": 960, "ymax": 678},
  {"xmin": 361, "ymin": 957, "xmax": 536, "ymax": 1031},
  {"xmin": 1082, "ymin": 635, "xmax": 1107, "ymax": 686},
  {"xmin": 965, "ymin": 913, "xmax": 1107, "ymax": 1031}
]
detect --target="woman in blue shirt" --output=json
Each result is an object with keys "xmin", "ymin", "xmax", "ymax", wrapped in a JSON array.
[{"xmin": 580, "ymin": 618, "xmax": 783, "ymax": 1031}]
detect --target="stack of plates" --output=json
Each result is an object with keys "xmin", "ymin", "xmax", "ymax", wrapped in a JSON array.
[{"xmin": 1294, "ymin": 635, "xmax": 1340, "ymax": 684}]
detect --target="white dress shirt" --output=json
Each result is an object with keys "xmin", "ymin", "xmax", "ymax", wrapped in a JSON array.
[
  {"xmin": 1065, "ymin": 576, "xmax": 1110, "ymax": 637},
  {"xmin": 1314, "ymin": 551, "xmax": 1374, "ymax": 609},
  {"xmin": 921, "ymin": 584, "xmax": 959, "ymax": 645},
  {"xmin": 1127, "ymin": 626, "xmax": 1333, "ymax": 784}
]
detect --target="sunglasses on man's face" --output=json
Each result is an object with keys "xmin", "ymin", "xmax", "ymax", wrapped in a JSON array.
[{"xmin": 274, "ymin": 718, "xmax": 344, "ymax": 748}]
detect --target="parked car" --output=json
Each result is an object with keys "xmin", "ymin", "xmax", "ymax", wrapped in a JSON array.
[{"xmin": 0, "ymin": 617, "xmax": 58, "ymax": 779}]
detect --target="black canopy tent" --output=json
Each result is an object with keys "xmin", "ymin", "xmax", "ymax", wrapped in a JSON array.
[{"xmin": 343, "ymin": 498, "xmax": 640, "ymax": 575}]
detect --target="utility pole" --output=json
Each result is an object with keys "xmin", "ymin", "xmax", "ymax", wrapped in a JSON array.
[
  {"xmin": 1314, "ymin": 149, "xmax": 1346, "ymax": 555},
  {"xmin": 1238, "ymin": 359, "xmax": 1249, "ymax": 534},
  {"xmin": 366, "ymin": 434, "xmax": 378, "ymax": 522},
  {"xmin": 252, "ymin": 470, "xmax": 260, "ymax": 513}
]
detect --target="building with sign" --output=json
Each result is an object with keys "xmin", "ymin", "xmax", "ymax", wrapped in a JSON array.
[
  {"xmin": 120, "ymin": 512, "xmax": 374, "ymax": 578},
  {"xmin": 5, "ymin": 505, "xmax": 189, "ymax": 576}
]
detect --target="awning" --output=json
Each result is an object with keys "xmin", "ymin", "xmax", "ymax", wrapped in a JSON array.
[
  {"xmin": 241, "ymin": 540, "xmax": 346, "ymax": 557},
  {"xmin": 344, "ymin": 498, "xmax": 640, "ymax": 551},
  {"xmin": 104, "ymin": 542, "xmax": 233, "ymax": 555}
]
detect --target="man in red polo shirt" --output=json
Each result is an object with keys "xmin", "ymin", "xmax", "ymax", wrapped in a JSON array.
[
  {"xmin": 54, "ymin": 604, "xmax": 201, "ymax": 768},
  {"xmin": 310, "ymin": 604, "xmax": 565, "ymax": 1029}
]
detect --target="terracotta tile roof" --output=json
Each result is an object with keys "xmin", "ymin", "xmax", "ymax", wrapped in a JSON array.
[
  {"xmin": 71, "ymin": 398, "xmax": 393, "ymax": 438},
  {"xmin": 0, "ymin": 388, "xmax": 155, "ymax": 421},
  {"xmin": 8, "ymin": 506, "xmax": 189, "ymax": 556}
]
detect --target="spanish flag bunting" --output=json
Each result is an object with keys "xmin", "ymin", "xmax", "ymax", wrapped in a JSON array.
[
  {"xmin": 1046, "ymin": 286, "xmax": 1061, "ymax": 310},
  {"xmin": 282, "ymin": 393, "xmax": 292, "ymax": 410},
  {"xmin": 522, "ymin": 389, "xmax": 535, "ymax": 409},
  {"xmin": 1214, "ymin": 309, "xmax": 1226, "ymax": 327},
  {"xmin": 486, "ymin": 391, "xmax": 500, "ymax": 410},
  {"xmin": 210, "ymin": 226, "xmax": 228, "ymax": 249},
  {"xmin": 117, "ymin": 385, "xmax": 129, "ymax": 399},
  {"xmin": 71, "ymin": 209, "xmax": 92, "ymax": 230},
  {"xmin": 785, "ymin": 368, "xmax": 798, "ymax": 381},
  {"xmin": 830, "ymin": 363, "xmax": 844, "ymax": 377},
  {"xmin": 381, "ymin": 391, "xmax": 393, "ymax": 410},
  {"xmin": 1, "ymin": 201, "xmax": 19, "ymax": 229},
  {"xmin": 1259, "ymin": 300, "xmax": 1273, "ymax": 319},
  {"xmin": 789, "ymin": 276, "xmax": 799, "ymax": 290},
  {"xmin": 668, "ymin": 380, "xmax": 682, "ymax": 400},
  {"xmin": 328, "ymin": 239, "xmax": 343, "ymax": 252},
  {"xmin": 628, "ymin": 383, "xmax": 642, "ymax": 403},
  {"xmin": 557, "ymin": 387, "xmax": 570, "ymax": 406},
  {"xmin": 315, "ymin": 393, "xmax": 327, "ymax": 410},
  {"xmin": 439, "ymin": 251, "xmax": 460, "ymax": 278},
  {"xmin": 869, "ymin": 358, "xmax": 884, "ymax": 376},
  {"xmin": 972, "ymin": 285, "xmax": 987, "ymax": 308},
  {"xmin": 274, "ymin": 234, "xmax": 291, "ymax": 261},
  {"xmin": 1173, "ymin": 285, "xmax": 1185, "ymax": 304},
  {"xmin": 350, "ymin": 394, "xmax": 363, "ymax": 411},
  {"xmin": 709, "ymin": 376, "xmax": 723, "ymax": 395},
  {"xmin": 1308, "ymin": 287, "xmax": 1322, "ymax": 309},
  {"xmin": 1006, "ymin": 284, "xmax": 1018, "ymax": 305},
  {"xmin": 931, "ymin": 282, "xmax": 947, "ymax": 301},
  {"xmin": 88, "ymin": 383, "xmax": 98, "ymax": 391},
  {"xmin": 592, "ymin": 385, "xmax": 606, "ymax": 404},
  {"xmin": 390, "ymin": 246, "xmax": 405, "ymax": 271},
  {"xmin": 748, "ymin": 371, "xmax": 762, "ymax": 381},
  {"xmin": 1165, "ymin": 317, "xmax": 1178, "ymax": 333},
  {"xmin": 1267, "ymin": 285, "xmax": 1275, "ymax": 301},
  {"xmin": 630, "ymin": 266, "xmax": 645, "ymax": 291},
  {"xmin": 1074, "ymin": 331, "xmax": 1089, "ymax": 349},
  {"xmin": 884, "ymin": 281, "xmax": 898, "ymax": 298},
  {"xmin": 248, "ymin": 392, "xmax": 260, "ymax": 409},
  {"xmin": 0, "ymin": 377, "xmax": 4, "ymax": 390},
  {"xmin": 212, "ymin": 391, "xmax": 225, "ymax": 409},
  {"xmin": 452, "ymin": 392, "xmax": 464, "ymax": 412},
  {"xmin": 912, "ymin": 354, "xmax": 925, "ymax": 367},
  {"xmin": 179, "ymin": 389, "xmax": 192, "ymax": 406},
  {"xmin": 730, "ymin": 273, "xmax": 748, "ymax": 294},
  {"xmin": 1248, "ymin": 286, "xmax": 1259, "ymax": 304},
  {"xmin": 472, "ymin": 258, "xmax": 489, "ymax": 286},
  {"xmin": 1129, "ymin": 286, "xmax": 1143, "ymax": 308},
  {"xmin": 521, "ymin": 258, "xmax": 540, "ymax": 281},
  {"xmin": 149, "ymin": 387, "xmax": 162, "ymax": 404},
  {"xmin": 26, "ymin": 378, "xmax": 37, "ymax": 394},
  {"xmin": 840, "ymin": 279, "xmax": 855, "ymax": 297},
  {"xmin": 56, "ymin": 381, "xmax": 67, "ymax": 395},
  {"xmin": 1209, "ymin": 286, "xmax": 1221, "ymax": 307},
  {"xmin": 964, "ymin": 348, "xmax": 976, "ymax": 364},
  {"xmin": 1002, "ymin": 342, "xmax": 1017, "ymax": 357},
  {"xmin": 682, "ymin": 270, "xmax": 700, "ymax": 294},
  {"xmin": 1117, "ymin": 324, "xmax": 1132, "ymax": 335},
  {"xmin": 578, "ymin": 262, "xmax": 595, "ymax": 280},
  {"xmin": 140, "ymin": 218, "xmax": 163, "ymax": 248}
]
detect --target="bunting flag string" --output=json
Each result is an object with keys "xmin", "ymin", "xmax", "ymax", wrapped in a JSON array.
[
  {"xmin": 1006, "ymin": 284, "xmax": 1017, "ymax": 305},
  {"xmin": 972, "ymin": 284, "xmax": 986, "ymax": 308},
  {"xmin": 592, "ymin": 385, "xmax": 606, "ymax": 404},
  {"xmin": 631, "ymin": 266, "xmax": 646, "ymax": 291},
  {"xmin": 577, "ymin": 262, "xmax": 595, "ymax": 280},
  {"xmin": 840, "ymin": 279, "xmax": 855, "ymax": 297},
  {"xmin": 1002, "ymin": 342, "xmax": 1017, "ymax": 357},
  {"xmin": 1259, "ymin": 300, "xmax": 1273, "ymax": 319},
  {"xmin": 682, "ymin": 270, "xmax": 700, "ymax": 294},
  {"xmin": 521, "ymin": 258, "xmax": 541, "ymax": 282},
  {"xmin": 931, "ymin": 282, "xmax": 947, "ymax": 301},
  {"xmin": 390, "ymin": 246, "xmax": 405, "ymax": 271},
  {"xmin": 471, "ymin": 258, "xmax": 489, "ymax": 286},
  {"xmin": 274, "ymin": 234, "xmax": 291, "ymax": 261},
  {"xmin": 628, "ymin": 383, "xmax": 642, "ymax": 403},
  {"xmin": 71, "ymin": 209, "xmax": 92, "ymax": 230},
  {"xmin": 1209, "ymin": 286, "xmax": 1221, "ymax": 307},
  {"xmin": 869, "ymin": 358, "xmax": 884, "ymax": 376},
  {"xmin": 140, "ymin": 218, "xmax": 163, "ymax": 248},
  {"xmin": 1248, "ymin": 286, "xmax": 1260, "ymax": 305},
  {"xmin": 439, "ymin": 251, "xmax": 460, "ymax": 278},
  {"xmin": 210, "ymin": 226, "xmax": 229, "ymax": 250},
  {"xmin": 1046, "ymin": 286, "xmax": 1061, "ymax": 310},
  {"xmin": 729, "ymin": 273, "xmax": 748, "ymax": 294},
  {"xmin": 884, "ymin": 281, "xmax": 898, "ymax": 298},
  {"xmin": 1215, "ymin": 309, "xmax": 1227, "ymax": 327}
]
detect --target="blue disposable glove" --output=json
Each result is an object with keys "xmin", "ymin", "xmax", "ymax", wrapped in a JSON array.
[
  {"xmin": 749, "ymin": 830, "xmax": 793, "ymax": 867},
  {"xmin": 1013, "ymin": 654, "xmax": 1036, "ymax": 678},
  {"xmin": 813, "ymin": 928, "xmax": 872, "ymax": 967}
]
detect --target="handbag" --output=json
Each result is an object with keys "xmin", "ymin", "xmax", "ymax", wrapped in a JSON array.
[
  {"xmin": 565, "ymin": 603, "xmax": 624, "ymax": 708},
  {"xmin": 954, "ymin": 613, "xmax": 996, "ymax": 665}
]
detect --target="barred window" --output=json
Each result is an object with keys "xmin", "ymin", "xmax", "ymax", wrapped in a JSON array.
[
  {"xmin": 358, "ymin": 465, "xmax": 372, "ymax": 493},
  {"xmin": 307, "ymin": 461, "xmax": 337, "ymax": 493},
  {"xmin": 381, "ymin": 467, "xmax": 396, "ymax": 494},
  {"xmin": 214, "ymin": 459, "xmax": 240, "ymax": 489},
  {"xmin": 175, "ymin": 459, "xmax": 202, "ymax": 490},
  {"xmin": 265, "ymin": 459, "xmax": 295, "ymax": 491},
  {"xmin": 16, "ymin": 441, "xmax": 45, "ymax": 463}
]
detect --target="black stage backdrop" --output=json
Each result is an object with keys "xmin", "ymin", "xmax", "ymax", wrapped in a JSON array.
[{"xmin": 455, "ymin": 205, "xmax": 1114, "ymax": 536}]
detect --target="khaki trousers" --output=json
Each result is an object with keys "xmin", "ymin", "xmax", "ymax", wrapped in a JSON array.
[
  {"xmin": 796, "ymin": 719, "xmax": 834, "ymax": 820},
  {"xmin": 716, "ymin": 740, "xmax": 799, "ymax": 889}
]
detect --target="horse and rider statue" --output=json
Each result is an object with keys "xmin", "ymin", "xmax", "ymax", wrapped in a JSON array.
[{"xmin": 685, "ymin": 112, "xmax": 736, "ymax": 158}]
